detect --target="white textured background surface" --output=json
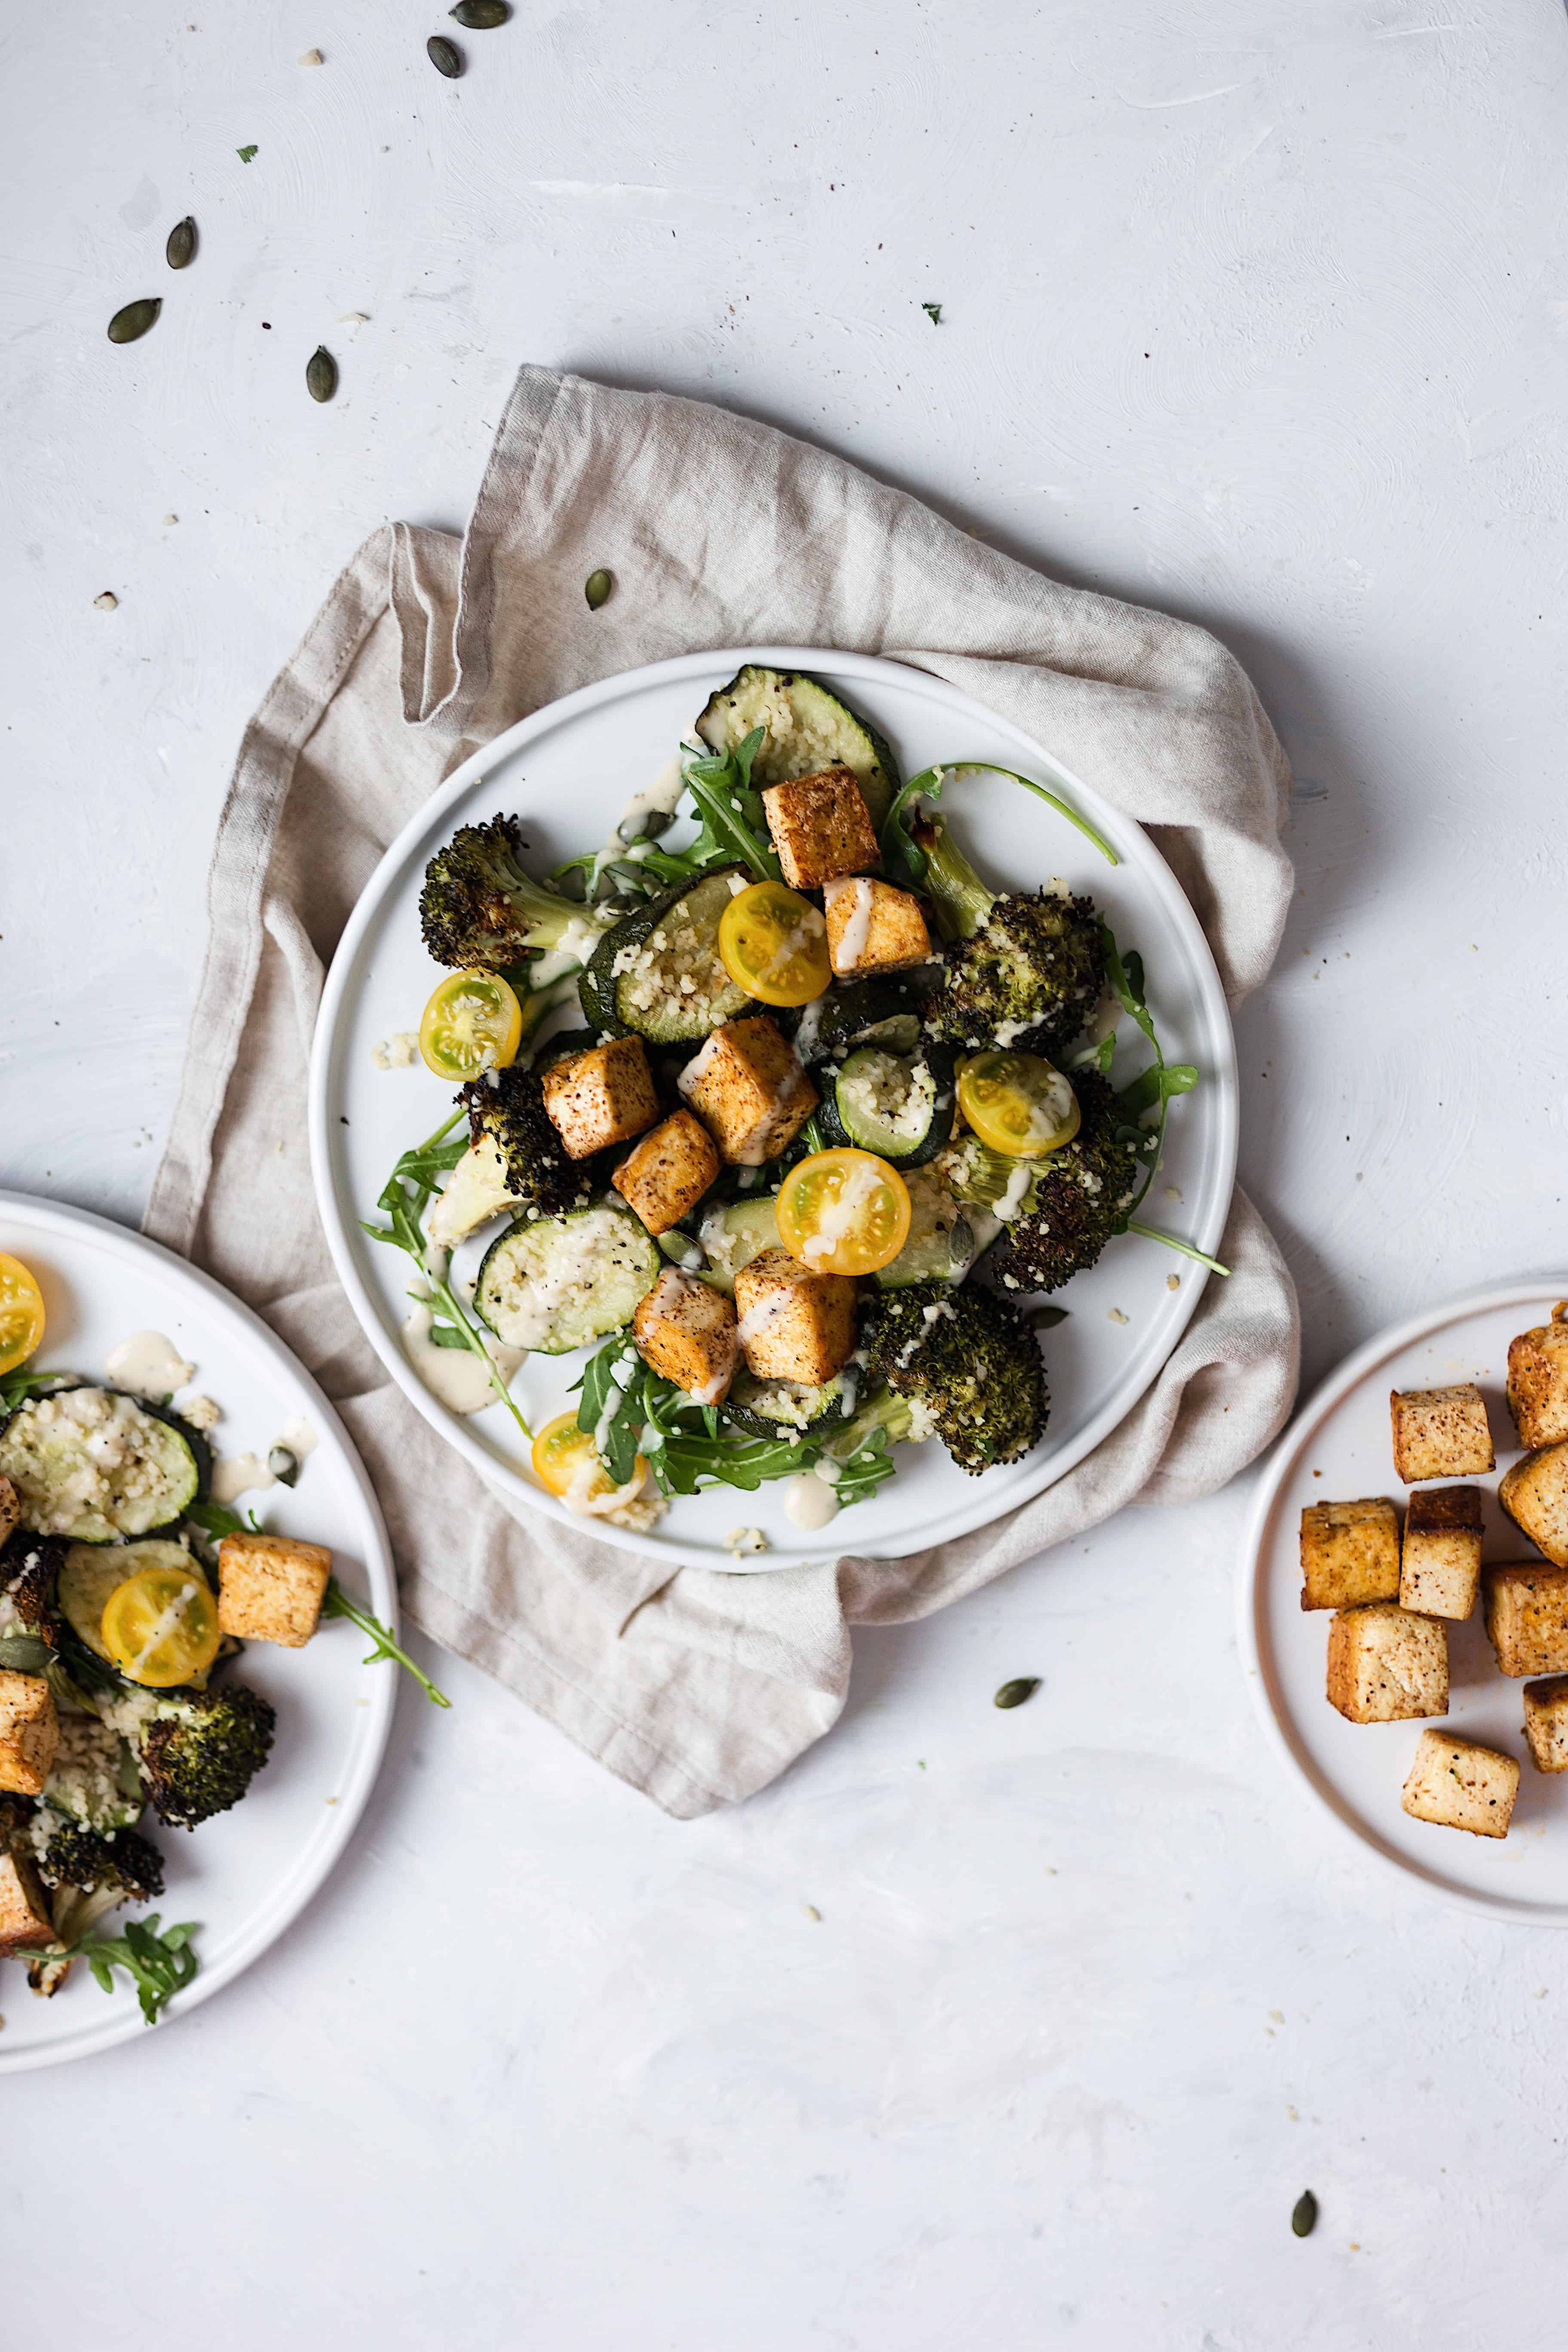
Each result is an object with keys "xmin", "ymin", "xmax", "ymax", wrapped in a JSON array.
[{"xmin": 4, "ymin": 2, "xmax": 1568, "ymax": 2344}]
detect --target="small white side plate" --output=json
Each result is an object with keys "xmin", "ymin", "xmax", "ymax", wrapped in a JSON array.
[
  {"xmin": 1238, "ymin": 1281, "xmax": 1568, "ymax": 1924},
  {"xmin": 0, "ymin": 1193, "xmax": 397, "ymax": 2068}
]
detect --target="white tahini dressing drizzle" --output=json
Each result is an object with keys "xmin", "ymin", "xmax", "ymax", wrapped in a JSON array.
[
  {"xmin": 400, "ymin": 1287, "xmax": 524, "ymax": 1415},
  {"xmin": 274, "ymin": 1415, "xmax": 318, "ymax": 1461},
  {"xmin": 105, "ymin": 1331, "xmax": 195, "ymax": 1397},
  {"xmin": 211, "ymin": 1452, "xmax": 278, "ymax": 1504},
  {"xmin": 799, "ymin": 1155, "xmax": 885, "ymax": 1265},
  {"xmin": 784, "ymin": 1469, "xmax": 840, "ymax": 1529},
  {"xmin": 824, "ymin": 876, "xmax": 875, "ymax": 975}
]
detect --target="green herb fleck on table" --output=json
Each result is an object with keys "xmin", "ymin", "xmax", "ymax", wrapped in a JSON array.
[
  {"xmin": 922, "ymin": 302, "xmax": 943, "ymax": 325},
  {"xmin": 237, "ymin": 144, "xmax": 258, "ymax": 162}
]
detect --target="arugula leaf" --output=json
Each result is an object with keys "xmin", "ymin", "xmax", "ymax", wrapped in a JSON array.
[
  {"xmin": 828, "ymin": 1437, "xmax": 899, "ymax": 1509},
  {"xmin": 1098, "ymin": 921, "xmax": 1229, "ymax": 1276},
  {"xmin": 321, "ymin": 1579, "xmax": 450, "ymax": 1707},
  {"xmin": 60, "ymin": 1914, "xmax": 200, "ymax": 2025},
  {"xmin": 1116, "ymin": 1061, "xmax": 1198, "ymax": 1121},
  {"xmin": 879, "ymin": 760, "xmax": 1119, "ymax": 890},
  {"xmin": 679, "ymin": 729, "xmax": 781, "ymax": 881},
  {"xmin": 572, "ymin": 1337, "xmax": 646, "ymax": 1488},
  {"xmin": 185, "ymin": 1499, "xmax": 259, "ymax": 1542},
  {"xmin": 0, "ymin": 1366, "xmax": 65, "ymax": 1418}
]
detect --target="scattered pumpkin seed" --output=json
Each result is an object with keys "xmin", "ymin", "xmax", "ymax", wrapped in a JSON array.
[
  {"xmin": 306, "ymin": 346, "xmax": 338, "ymax": 402},
  {"xmin": 165, "ymin": 216, "xmax": 197, "ymax": 270},
  {"xmin": 267, "ymin": 1446, "xmax": 300, "ymax": 1487},
  {"xmin": 93, "ymin": 591, "xmax": 119, "ymax": 611},
  {"xmin": 1028, "ymin": 1304, "xmax": 1069, "ymax": 1329},
  {"xmin": 237, "ymin": 144, "xmax": 258, "ymax": 162},
  {"xmin": 298, "ymin": 47, "xmax": 324, "ymax": 64},
  {"xmin": 993, "ymin": 1677, "xmax": 1041, "ymax": 1710},
  {"xmin": 1291, "ymin": 2191, "xmax": 1318, "ymax": 2239},
  {"xmin": 584, "ymin": 567, "xmax": 614, "ymax": 610},
  {"xmin": 427, "ymin": 33, "xmax": 463, "ymax": 75},
  {"xmin": 451, "ymin": 0, "xmax": 509, "ymax": 22},
  {"xmin": 107, "ymin": 297, "xmax": 161, "ymax": 344}
]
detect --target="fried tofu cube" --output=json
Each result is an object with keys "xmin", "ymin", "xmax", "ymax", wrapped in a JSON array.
[
  {"xmin": 1399, "ymin": 1485, "xmax": 1483, "ymax": 1620},
  {"xmin": 732, "ymin": 1248, "xmax": 857, "ymax": 1386},
  {"xmin": 1507, "ymin": 1305, "xmax": 1568, "ymax": 1449},
  {"xmin": 822, "ymin": 876, "xmax": 932, "ymax": 978},
  {"xmin": 1522, "ymin": 1677, "xmax": 1568, "ymax": 1773},
  {"xmin": 217, "ymin": 1531, "xmax": 333, "ymax": 1648},
  {"xmin": 1299, "ymin": 1498, "xmax": 1401, "ymax": 1611},
  {"xmin": 633, "ymin": 1267, "xmax": 740, "ymax": 1405},
  {"xmin": 1389, "ymin": 1384, "xmax": 1494, "ymax": 1482},
  {"xmin": 760, "ymin": 763, "xmax": 879, "ymax": 891},
  {"xmin": 1401, "ymin": 1729, "xmax": 1519, "ymax": 1839},
  {"xmin": 1325, "ymin": 1603, "xmax": 1448, "ymax": 1724},
  {"xmin": 611, "ymin": 1109, "xmax": 720, "ymax": 1237},
  {"xmin": 1499, "ymin": 1443, "xmax": 1568, "ymax": 1568},
  {"xmin": 540, "ymin": 1036, "xmax": 660, "ymax": 1161},
  {"xmin": 0, "ymin": 1669, "xmax": 58, "ymax": 1797},
  {"xmin": 678, "ymin": 1017, "xmax": 817, "ymax": 1167},
  {"xmin": 0, "ymin": 1473, "xmax": 17, "ymax": 1551},
  {"xmin": 1483, "ymin": 1561, "xmax": 1568, "ymax": 1675},
  {"xmin": 0, "ymin": 1847, "xmax": 55, "ymax": 1956}
]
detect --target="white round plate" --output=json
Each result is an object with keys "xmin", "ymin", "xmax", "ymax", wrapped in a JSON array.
[
  {"xmin": 0, "ymin": 1193, "xmax": 396, "ymax": 2068},
  {"xmin": 309, "ymin": 648, "xmax": 1237, "ymax": 1569},
  {"xmin": 1239, "ymin": 1281, "xmax": 1568, "ymax": 1925}
]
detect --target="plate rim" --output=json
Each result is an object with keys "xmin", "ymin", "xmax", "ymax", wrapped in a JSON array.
[
  {"xmin": 1236, "ymin": 1274, "xmax": 1568, "ymax": 1927},
  {"xmin": 308, "ymin": 644, "xmax": 1239, "ymax": 1568},
  {"xmin": 0, "ymin": 1189, "xmax": 398, "ymax": 2069}
]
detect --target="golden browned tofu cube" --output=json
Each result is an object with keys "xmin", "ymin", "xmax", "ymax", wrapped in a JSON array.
[
  {"xmin": 1499, "ymin": 1443, "xmax": 1568, "ymax": 1568},
  {"xmin": 678, "ymin": 1017, "xmax": 817, "ymax": 1167},
  {"xmin": 611, "ymin": 1110, "xmax": 720, "ymax": 1237},
  {"xmin": 1325, "ymin": 1603, "xmax": 1448, "ymax": 1724},
  {"xmin": 0, "ymin": 1846, "xmax": 55, "ymax": 1956},
  {"xmin": 821, "ymin": 876, "xmax": 932, "ymax": 978},
  {"xmin": 1522, "ymin": 1677, "xmax": 1568, "ymax": 1773},
  {"xmin": 0, "ymin": 1473, "xmax": 17, "ymax": 1551},
  {"xmin": 760, "ymin": 764, "xmax": 879, "ymax": 891},
  {"xmin": 1401, "ymin": 1729, "xmax": 1519, "ymax": 1839},
  {"xmin": 1507, "ymin": 1305, "xmax": 1568, "ymax": 1449},
  {"xmin": 540, "ymin": 1036, "xmax": 659, "ymax": 1161},
  {"xmin": 632, "ymin": 1268, "xmax": 740, "ymax": 1405},
  {"xmin": 217, "ymin": 1531, "xmax": 333, "ymax": 1648},
  {"xmin": 0, "ymin": 1668, "xmax": 58, "ymax": 1797},
  {"xmin": 1398, "ymin": 1485, "xmax": 1483, "ymax": 1621},
  {"xmin": 732, "ymin": 1248, "xmax": 857, "ymax": 1386},
  {"xmin": 1483, "ymin": 1561, "xmax": 1568, "ymax": 1675},
  {"xmin": 1298, "ymin": 1498, "xmax": 1400, "ymax": 1612},
  {"xmin": 1390, "ymin": 1384, "xmax": 1494, "ymax": 1482}
]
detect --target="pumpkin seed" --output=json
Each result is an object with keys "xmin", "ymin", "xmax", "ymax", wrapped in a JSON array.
[
  {"xmin": 1028, "ymin": 1304, "xmax": 1069, "ymax": 1329},
  {"xmin": 1291, "ymin": 2191, "xmax": 1317, "ymax": 2239},
  {"xmin": 993, "ymin": 1677, "xmax": 1040, "ymax": 1710},
  {"xmin": 584, "ymin": 567, "xmax": 614, "ymax": 610},
  {"xmin": 166, "ymin": 216, "xmax": 197, "ymax": 270},
  {"xmin": 267, "ymin": 1446, "xmax": 300, "ymax": 1487},
  {"xmin": 451, "ymin": 0, "xmax": 509, "ymax": 22},
  {"xmin": 93, "ymin": 591, "xmax": 119, "ymax": 611},
  {"xmin": 107, "ymin": 297, "xmax": 161, "ymax": 344},
  {"xmin": 306, "ymin": 346, "xmax": 338, "ymax": 402},
  {"xmin": 427, "ymin": 33, "xmax": 463, "ymax": 75}
]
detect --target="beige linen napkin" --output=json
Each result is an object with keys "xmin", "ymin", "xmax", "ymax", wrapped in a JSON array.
[{"xmin": 146, "ymin": 365, "xmax": 1300, "ymax": 1819}]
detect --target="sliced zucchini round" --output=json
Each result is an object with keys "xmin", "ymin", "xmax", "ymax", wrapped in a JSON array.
[
  {"xmin": 788, "ymin": 973, "xmax": 937, "ymax": 1064},
  {"xmin": 874, "ymin": 1167, "xmax": 980, "ymax": 1289},
  {"xmin": 818, "ymin": 1043, "xmax": 956, "ymax": 1168},
  {"xmin": 473, "ymin": 1204, "xmax": 660, "ymax": 1354},
  {"xmin": 694, "ymin": 665, "xmax": 900, "ymax": 828},
  {"xmin": 58, "ymin": 1539, "xmax": 208, "ymax": 1663},
  {"xmin": 0, "ymin": 1387, "xmax": 206, "ymax": 1544},
  {"xmin": 694, "ymin": 1194, "xmax": 782, "ymax": 1295},
  {"xmin": 579, "ymin": 869, "xmax": 754, "ymax": 1045},
  {"xmin": 723, "ymin": 1366, "xmax": 859, "ymax": 1441}
]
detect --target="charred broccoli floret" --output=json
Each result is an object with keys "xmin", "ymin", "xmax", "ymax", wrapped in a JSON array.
[
  {"xmin": 426, "ymin": 1062, "xmax": 598, "ymax": 1248},
  {"xmin": 950, "ymin": 1067, "xmax": 1142, "ymax": 1295},
  {"xmin": 418, "ymin": 811, "xmax": 613, "ymax": 971},
  {"xmin": 915, "ymin": 815, "xmax": 1105, "ymax": 1057},
  {"xmin": 0, "ymin": 1537, "xmax": 62, "ymax": 1657},
  {"xmin": 31, "ymin": 1815, "xmax": 165, "ymax": 1939},
  {"xmin": 862, "ymin": 1283, "xmax": 1049, "ymax": 1475},
  {"xmin": 116, "ymin": 1683, "xmax": 276, "ymax": 1831}
]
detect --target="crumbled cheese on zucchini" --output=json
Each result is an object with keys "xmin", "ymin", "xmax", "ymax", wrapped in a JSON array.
[{"xmin": 0, "ymin": 1390, "xmax": 178, "ymax": 1538}]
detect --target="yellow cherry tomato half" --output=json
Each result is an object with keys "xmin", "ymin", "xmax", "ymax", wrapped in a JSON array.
[
  {"xmin": 100, "ymin": 1565, "xmax": 222, "ymax": 1688},
  {"xmin": 775, "ymin": 1148, "xmax": 912, "ymax": 1277},
  {"xmin": 0, "ymin": 1253, "xmax": 46, "ymax": 1377},
  {"xmin": 531, "ymin": 1411, "xmax": 647, "ymax": 1505},
  {"xmin": 956, "ymin": 1051, "xmax": 1081, "ymax": 1158},
  {"xmin": 419, "ymin": 968, "xmax": 524, "ymax": 1080},
  {"xmin": 717, "ymin": 880, "xmax": 832, "ymax": 1009}
]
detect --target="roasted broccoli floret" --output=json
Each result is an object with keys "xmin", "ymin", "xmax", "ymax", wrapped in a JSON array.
[
  {"xmin": 915, "ymin": 815, "xmax": 1105, "ymax": 1056},
  {"xmin": 116, "ymin": 1683, "xmax": 277, "ymax": 1831},
  {"xmin": 426, "ymin": 1062, "xmax": 598, "ymax": 1248},
  {"xmin": 862, "ymin": 1283, "xmax": 1049, "ymax": 1475},
  {"xmin": 0, "ymin": 1537, "xmax": 62, "ymax": 1654},
  {"xmin": 31, "ymin": 1814, "xmax": 165, "ymax": 1939},
  {"xmin": 950, "ymin": 1067, "xmax": 1142, "ymax": 1295},
  {"xmin": 418, "ymin": 811, "xmax": 612, "ymax": 971}
]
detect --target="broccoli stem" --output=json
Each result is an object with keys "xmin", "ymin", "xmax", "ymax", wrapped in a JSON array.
[
  {"xmin": 830, "ymin": 1387, "xmax": 918, "ymax": 1459},
  {"xmin": 910, "ymin": 817, "xmax": 996, "ymax": 943}
]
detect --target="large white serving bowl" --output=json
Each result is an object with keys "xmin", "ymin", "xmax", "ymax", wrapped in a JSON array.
[{"xmin": 309, "ymin": 648, "xmax": 1237, "ymax": 1571}]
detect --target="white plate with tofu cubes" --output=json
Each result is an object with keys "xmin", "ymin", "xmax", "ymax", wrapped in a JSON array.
[
  {"xmin": 1239, "ymin": 1281, "xmax": 1568, "ymax": 1924},
  {"xmin": 0, "ymin": 1192, "xmax": 397, "ymax": 2070},
  {"xmin": 310, "ymin": 647, "xmax": 1237, "ymax": 1569}
]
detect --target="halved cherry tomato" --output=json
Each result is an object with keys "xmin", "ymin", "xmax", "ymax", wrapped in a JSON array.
[
  {"xmin": 531, "ymin": 1410, "xmax": 647, "ymax": 1506},
  {"xmin": 419, "ymin": 968, "xmax": 523, "ymax": 1079},
  {"xmin": 956, "ymin": 1051, "xmax": 1081, "ymax": 1158},
  {"xmin": 775, "ymin": 1148, "xmax": 912, "ymax": 1277},
  {"xmin": 100, "ymin": 1565, "xmax": 221, "ymax": 1688},
  {"xmin": 0, "ymin": 1254, "xmax": 46, "ymax": 1377},
  {"xmin": 717, "ymin": 880, "xmax": 832, "ymax": 1009}
]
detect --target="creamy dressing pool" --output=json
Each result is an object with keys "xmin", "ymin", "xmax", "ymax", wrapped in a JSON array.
[{"xmin": 105, "ymin": 1330, "xmax": 195, "ymax": 1397}]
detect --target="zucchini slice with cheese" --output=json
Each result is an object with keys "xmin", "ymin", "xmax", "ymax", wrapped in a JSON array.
[
  {"xmin": 0, "ymin": 1387, "xmax": 208, "ymax": 1544},
  {"xmin": 579, "ymin": 869, "xmax": 754, "ymax": 1046},
  {"xmin": 473, "ymin": 1204, "xmax": 660, "ymax": 1355},
  {"xmin": 722, "ymin": 1366, "xmax": 860, "ymax": 1441},
  {"xmin": 694, "ymin": 666, "xmax": 900, "ymax": 828},
  {"xmin": 873, "ymin": 1166, "xmax": 983, "ymax": 1289},
  {"xmin": 818, "ymin": 1042, "xmax": 957, "ymax": 1168}
]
